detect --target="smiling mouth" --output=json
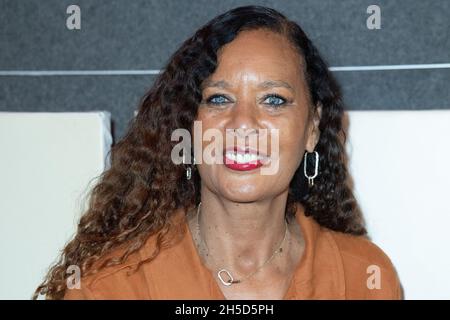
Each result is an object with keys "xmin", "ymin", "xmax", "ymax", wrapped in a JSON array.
[{"xmin": 223, "ymin": 147, "xmax": 270, "ymax": 171}]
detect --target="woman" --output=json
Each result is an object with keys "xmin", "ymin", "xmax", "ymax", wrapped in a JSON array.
[{"xmin": 34, "ymin": 5, "xmax": 402, "ymax": 300}]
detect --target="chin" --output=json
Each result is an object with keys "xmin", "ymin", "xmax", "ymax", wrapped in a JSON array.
[
  {"xmin": 219, "ymin": 194, "xmax": 262, "ymax": 204},
  {"xmin": 217, "ymin": 183, "xmax": 266, "ymax": 203}
]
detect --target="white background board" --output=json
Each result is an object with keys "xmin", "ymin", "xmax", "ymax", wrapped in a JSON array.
[
  {"xmin": 346, "ymin": 110, "xmax": 450, "ymax": 299},
  {"xmin": 0, "ymin": 112, "xmax": 112, "ymax": 299}
]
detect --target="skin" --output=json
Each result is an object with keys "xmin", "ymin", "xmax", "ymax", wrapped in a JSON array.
[{"xmin": 187, "ymin": 28, "xmax": 322, "ymax": 299}]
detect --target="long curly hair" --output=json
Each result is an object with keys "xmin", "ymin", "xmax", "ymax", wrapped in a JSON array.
[{"xmin": 33, "ymin": 5, "xmax": 366, "ymax": 300}]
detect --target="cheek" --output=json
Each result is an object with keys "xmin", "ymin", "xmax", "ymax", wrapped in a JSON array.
[
  {"xmin": 195, "ymin": 109, "xmax": 225, "ymax": 136},
  {"xmin": 278, "ymin": 121, "xmax": 307, "ymax": 166},
  {"xmin": 192, "ymin": 113, "xmax": 220, "ymax": 149},
  {"xmin": 192, "ymin": 116, "xmax": 227, "ymax": 168}
]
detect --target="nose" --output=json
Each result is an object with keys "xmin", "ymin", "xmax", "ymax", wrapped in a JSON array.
[
  {"xmin": 224, "ymin": 100, "xmax": 262, "ymax": 150},
  {"xmin": 227, "ymin": 99, "xmax": 259, "ymax": 136}
]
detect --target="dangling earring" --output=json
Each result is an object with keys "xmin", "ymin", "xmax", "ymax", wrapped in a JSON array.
[
  {"xmin": 183, "ymin": 153, "xmax": 192, "ymax": 180},
  {"xmin": 304, "ymin": 151, "xmax": 319, "ymax": 187},
  {"xmin": 183, "ymin": 152, "xmax": 196, "ymax": 180},
  {"xmin": 186, "ymin": 167, "xmax": 192, "ymax": 180}
]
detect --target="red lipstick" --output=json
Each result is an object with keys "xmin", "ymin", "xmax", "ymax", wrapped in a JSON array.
[{"xmin": 223, "ymin": 146, "xmax": 265, "ymax": 171}]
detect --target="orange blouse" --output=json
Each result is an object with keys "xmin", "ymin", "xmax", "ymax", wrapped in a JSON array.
[{"xmin": 64, "ymin": 205, "xmax": 402, "ymax": 300}]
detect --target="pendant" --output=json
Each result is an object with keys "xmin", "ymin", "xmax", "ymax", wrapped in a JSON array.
[{"xmin": 217, "ymin": 269, "xmax": 234, "ymax": 286}]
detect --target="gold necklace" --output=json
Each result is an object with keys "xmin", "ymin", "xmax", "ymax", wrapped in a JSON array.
[{"xmin": 195, "ymin": 201, "xmax": 288, "ymax": 286}]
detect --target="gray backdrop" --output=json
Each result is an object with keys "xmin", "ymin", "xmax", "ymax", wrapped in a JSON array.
[{"xmin": 1, "ymin": 0, "xmax": 449, "ymax": 140}]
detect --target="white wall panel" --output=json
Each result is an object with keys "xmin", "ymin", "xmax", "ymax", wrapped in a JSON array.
[
  {"xmin": 347, "ymin": 110, "xmax": 450, "ymax": 299},
  {"xmin": 0, "ymin": 112, "xmax": 112, "ymax": 299}
]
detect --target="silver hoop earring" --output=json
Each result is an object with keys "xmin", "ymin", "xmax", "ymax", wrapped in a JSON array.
[{"xmin": 304, "ymin": 151, "xmax": 319, "ymax": 187}]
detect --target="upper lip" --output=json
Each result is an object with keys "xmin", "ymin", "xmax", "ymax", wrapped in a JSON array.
[{"xmin": 223, "ymin": 146, "xmax": 267, "ymax": 157}]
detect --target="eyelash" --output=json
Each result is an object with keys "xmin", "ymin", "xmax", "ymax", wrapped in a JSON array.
[{"xmin": 204, "ymin": 94, "xmax": 289, "ymax": 107}]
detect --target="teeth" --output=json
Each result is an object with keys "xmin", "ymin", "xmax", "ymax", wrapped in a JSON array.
[{"xmin": 225, "ymin": 151, "xmax": 261, "ymax": 164}]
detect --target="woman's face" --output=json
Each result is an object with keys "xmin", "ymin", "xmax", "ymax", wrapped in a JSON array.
[{"xmin": 194, "ymin": 28, "xmax": 320, "ymax": 203}]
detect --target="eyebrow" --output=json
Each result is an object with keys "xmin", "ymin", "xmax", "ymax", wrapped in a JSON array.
[
  {"xmin": 202, "ymin": 79, "xmax": 295, "ymax": 93},
  {"xmin": 258, "ymin": 80, "xmax": 294, "ymax": 93}
]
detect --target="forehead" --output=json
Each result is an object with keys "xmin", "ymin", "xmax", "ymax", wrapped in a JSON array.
[{"xmin": 211, "ymin": 29, "xmax": 304, "ymax": 83}]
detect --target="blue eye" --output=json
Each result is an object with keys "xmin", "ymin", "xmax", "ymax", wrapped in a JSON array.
[
  {"xmin": 204, "ymin": 94, "xmax": 288, "ymax": 107},
  {"xmin": 263, "ymin": 94, "xmax": 286, "ymax": 106},
  {"xmin": 206, "ymin": 94, "xmax": 229, "ymax": 105}
]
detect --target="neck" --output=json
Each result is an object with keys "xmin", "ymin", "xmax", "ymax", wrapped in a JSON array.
[{"xmin": 196, "ymin": 187, "xmax": 290, "ymax": 274}]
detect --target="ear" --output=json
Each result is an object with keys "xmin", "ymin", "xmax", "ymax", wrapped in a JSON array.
[{"xmin": 305, "ymin": 103, "xmax": 322, "ymax": 152}]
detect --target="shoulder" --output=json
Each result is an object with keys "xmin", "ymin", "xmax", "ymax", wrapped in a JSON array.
[
  {"xmin": 63, "ymin": 243, "xmax": 144, "ymax": 300},
  {"xmin": 64, "ymin": 226, "xmax": 171, "ymax": 300},
  {"xmin": 323, "ymin": 228, "xmax": 403, "ymax": 299},
  {"xmin": 64, "ymin": 211, "xmax": 187, "ymax": 300},
  {"xmin": 328, "ymin": 230, "xmax": 394, "ymax": 270}
]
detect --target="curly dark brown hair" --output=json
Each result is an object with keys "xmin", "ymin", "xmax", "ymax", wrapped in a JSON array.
[{"xmin": 33, "ymin": 5, "xmax": 366, "ymax": 300}]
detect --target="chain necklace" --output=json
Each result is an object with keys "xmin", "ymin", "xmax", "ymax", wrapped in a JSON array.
[{"xmin": 195, "ymin": 201, "xmax": 289, "ymax": 287}]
